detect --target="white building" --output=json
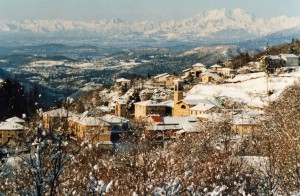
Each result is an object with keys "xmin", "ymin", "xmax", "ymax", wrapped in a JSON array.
[{"xmin": 279, "ymin": 54, "xmax": 299, "ymax": 67}]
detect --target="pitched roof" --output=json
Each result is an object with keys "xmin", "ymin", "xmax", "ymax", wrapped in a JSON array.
[
  {"xmin": 116, "ymin": 78, "xmax": 130, "ymax": 82},
  {"xmin": 179, "ymin": 97, "xmax": 224, "ymax": 109},
  {"xmin": 162, "ymin": 116, "xmax": 198, "ymax": 125},
  {"xmin": 101, "ymin": 114, "xmax": 129, "ymax": 124},
  {"xmin": 5, "ymin": 116, "xmax": 25, "ymax": 123},
  {"xmin": 134, "ymin": 100, "xmax": 165, "ymax": 107},
  {"xmin": 158, "ymin": 74, "xmax": 171, "ymax": 81},
  {"xmin": 211, "ymin": 64, "xmax": 222, "ymax": 68},
  {"xmin": 193, "ymin": 63, "xmax": 206, "ymax": 67},
  {"xmin": 280, "ymin": 54, "xmax": 298, "ymax": 58},
  {"xmin": 0, "ymin": 121, "xmax": 24, "ymax": 131},
  {"xmin": 150, "ymin": 116, "xmax": 163, "ymax": 123},
  {"xmin": 201, "ymin": 72, "xmax": 222, "ymax": 79},
  {"xmin": 269, "ymin": 55, "xmax": 281, "ymax": 60},
  {"xmin": 154, "ymin": 73, "xmax": 169, "ymax": 79},
  {"xmin": 173, "ymin": 78, "xmax": 184, "ymax": 82},
  {"xmin": 160, "ymin": 100, "xmax": 174, "ymax": 108},
  {"xmin": 117, "ymin": 98, "xmax": 127, "ymax": 105},
  {"xmin": 182, "ymin": 68, "xmax": 192, "ymax": 72},
  {"xmin": 190, "ymin": 102, "xmax": 216, "ymax": 111},
  {"xmin": 145, "ymin": 125, "xmax": 182, "ymax": 131}
]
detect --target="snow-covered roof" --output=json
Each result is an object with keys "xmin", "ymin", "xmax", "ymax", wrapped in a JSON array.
[
  {"xmin": 176, "ymin": 129, "xmax": 201, "ymax": 134},
  {"xmin": 173, "ymin": 78, "xmax": 184, "ymax": 82},
  {"xmin": 145, "ymin": 125, "xmax": 182, "ymax": 131},
  {"xmin": 78, "ymin": 116, "xmax": 109, "ymax": 126},
  {"xmin": 117, "ymin": 98, "xmax": 127, "ymax": 105},
  {"xmin": 280, "ymin": 54, "xmax": 298, "ymax": 58},
  {"xmin": 269, "ymin": 55, "xmax": 281, "ymax": 60},
  {"xmin": 99, "ymin": 141, "xmax": 113, "ymax": 145},
  {"xmin": 193, "ymin": 63, "xmax": 206, "ymax": 67},
  {"xmin": 154, "ymin": 73, "xmax": 169, "ymax": 79},
  {"xmin": 0, "ymin": 121, "xmax": 24, "ymax": 131},
  {"xmin": 211, "ymin": 64, "xmax": 222, "ymax": 68},
  {"xmin": 202, "ymin": 72, "xmax": 222, "ymax": 79},
  {"xmin": 158, "ymin": 74, "xmax": 172, "ymax": 81},
  {"xmin": 5, "ymin": 116, "xmax": 25, "ymax": 124},
  {"xmin": 160, "ymin": 100, "xmax": 174, "ymax": 108},
  {"xmin": 43, "ymin": 108, "xmax": 71, "ymax": 118},
  {"xmin": 134, "ymin": 100, "xmax": 165, "ymax": 107},
  {"xmin": 220, "ymin": 68, "xmax": 234, "ymax": 71},
  {"xmin": 116, "ymin": 78, "xmax": 130, "ymax": 82},
  {"xmin": 190, "ymin": 102, "xmax": 216, "ymax": 111},
  {"xmin": 180, "ymin": 99, "xmax": 203, "ymax": 105},
  {"xmin": 163, "ymin": 116, "xmax": 198, "ymax": 125},
  {"xmin": 197, "ymin": 113, "xmax": 228, "ymax": 122},
  {"xmin": 232, "ymin": 113, "xmax": 261, "ymax": 125},
  {"xmin": 101, "ymin": 114, "xmax": 129, "ymax": 124},
  {"xmin": 182, "ymin": 68, "xmax": 192, "ymax": 72}
]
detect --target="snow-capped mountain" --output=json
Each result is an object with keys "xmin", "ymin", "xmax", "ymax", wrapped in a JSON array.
[{"xmin": 1, "ymin": 8, "xmax": 300, "ymax": 43}]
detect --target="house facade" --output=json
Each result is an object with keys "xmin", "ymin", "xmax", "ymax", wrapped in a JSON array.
[
  {"xmin": 159, "ymin": 74, "xmax": 178, "ymax": 87},
  {"xmin": 0, "ymin": 121, "xmax": 24, "ymax": 146},
  {"xmin": 115, "ymin": 78, "xmax": 131, "ymax": 87},
  {"xmin": 201, "ymin": 72, "xmax": 222, "ymax": 83},
  {"xmin": 43, "ymin": 108, "xmax": 70, "ymax": 129},
  {"xmin": 279, "ymin": 54, "xmax": 299, "ymax": 67},
  {"xmin": 115, "ymin": 98, "xmax": 127, "ymax": 117},
  {"xmin": 134, "ymin": 100, "xmax": 166, "ymax": 119}
]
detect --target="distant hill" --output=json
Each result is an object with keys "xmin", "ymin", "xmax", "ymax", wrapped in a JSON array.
[{"xmin": 0, "ymin": 67, "xmax": 12, "ymax": 80}]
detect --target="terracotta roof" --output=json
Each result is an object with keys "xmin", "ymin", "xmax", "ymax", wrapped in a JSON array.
[{"xmin": 150, "ymin": 116, "xmax": 163, "ymax": 123}]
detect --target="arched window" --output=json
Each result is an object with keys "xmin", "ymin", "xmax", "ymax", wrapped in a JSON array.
[{"xmin": 181, "ymin": 105, "xmax": 186, "ymax": 109}]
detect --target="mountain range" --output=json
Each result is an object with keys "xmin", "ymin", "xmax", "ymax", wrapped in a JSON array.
[{"xmin": 1, "ymin": 8, "xmax": 300, "ymax": 45}]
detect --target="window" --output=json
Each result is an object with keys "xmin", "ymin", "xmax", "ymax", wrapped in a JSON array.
[{"xmin": 181, "ymin": 105, "xmax": 186, "ymax": 109}]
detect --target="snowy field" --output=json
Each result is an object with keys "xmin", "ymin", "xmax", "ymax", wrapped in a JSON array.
[
  {"xmin": 29, "ymin": 60, "xmax": 65, "ymax": 67},
  {"xmin": 188, "ymin": 69, "xmax": 300, "ymax": 107}
]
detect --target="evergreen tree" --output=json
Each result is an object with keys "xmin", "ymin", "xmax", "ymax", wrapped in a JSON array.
[
  {"xmin": 288, "ymin": 38, "xmax": 296, "ymax": 54},
  {"xmin": 264, "ymin": 43, "xmax": 270, "ymax": 54},
  {"xmin": 27, "ymin": 83, "xmax": 40, "ymax": 115},
  {"xmin": 0, "ymin": 78, "xmax": 34, "ymax": 120}
]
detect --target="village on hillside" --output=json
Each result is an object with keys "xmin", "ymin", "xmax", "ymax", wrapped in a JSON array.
[
  {"xmin": 1, "ymin": 38, "xmax": 300, "ymax": 195},
  {"xmin": 1, "ymin": 51, "xmax": 299, "ymax": 150}
]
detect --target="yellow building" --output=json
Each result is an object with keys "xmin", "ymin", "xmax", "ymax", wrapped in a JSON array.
[
  {"xmin": 189, "ymin": 102, "xmax": 221, "ymax": 116},
  {"xmin": 115, "ymin": 78, "xmax": 131, "ymax": 87},
  {"xmin": 173, "ymin": 78, "xmax": 224, "ymax": 117},
  {"xmin": 231, "ymin": 114, "xmax": 262, "ymax": 135},
  {"xmin": 134, "ymin": 100, "xmax": 166, "ymax": 119},
  {"xmin": 0, "ymin": 121, "xmax": 24, "ymax": 146},
  {"xmin": 115, "ymin": 98, "xmax": 127, "ymax": 117},
  {"xmin": 159, "ymin": 74, "xmax": 178, "ymax": 87},
  {"xmin": 173, "ymin": 79, "xmax": 187, "ymax": 116},
  {"xmin": 43, "ymin": 108, "xmax": 70, "ymax": 129},
  {"xmin": 210, "ymin": 64, "xmax": 223, "ymax": 72},
  {"xmin": 201, "ymin": 72, "xmax": 222, "ymax": 84},
  {"xmin": 174, "ymin": 99, "xmax": 205, "ymax": 116},
  {"xmin": 68, "ymin": 115, "xmax": 110, "ymax": 142}
]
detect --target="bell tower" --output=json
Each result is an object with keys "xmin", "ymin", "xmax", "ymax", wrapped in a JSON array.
[{"xmin": 174, "ymin": 79, "xmax": 184, "ymax": 103}]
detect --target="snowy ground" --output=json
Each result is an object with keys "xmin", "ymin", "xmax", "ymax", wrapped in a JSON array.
[
  {"xmin": 188, "ymin": 69, "xmax": 300, "ymax": 107},
  {"xmin": 29, "ymin": 60, "xmax": 65, "ymax": 67}
]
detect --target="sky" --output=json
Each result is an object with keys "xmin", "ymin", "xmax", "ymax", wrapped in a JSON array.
[{"xmin": 1, "ymin": 0, "xmax": 300, "ymax": 22}]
